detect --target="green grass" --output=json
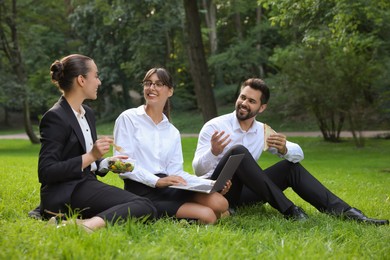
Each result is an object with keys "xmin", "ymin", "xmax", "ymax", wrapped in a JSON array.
[{"xmin": 0, "ymin": 138, "xmax": 389, "ymax": 259}]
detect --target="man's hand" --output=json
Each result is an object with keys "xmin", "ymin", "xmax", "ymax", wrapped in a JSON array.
[
  {"xmin": 156, "ymin": 176, "xmax": 187, "ymax": 188},
  {"xmin": 210, "ymin": 130, "xmax": 231, "ymax": 156},
  {"xmin": 267, "ymin": 133, "xmax": 288, "ymax": 155}
]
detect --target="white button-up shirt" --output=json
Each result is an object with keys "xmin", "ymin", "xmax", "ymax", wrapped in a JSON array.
[
  {"xmin": 73, "ymin": 106, "xmax": 97, "ymax": 172},
  {"xmin": 114, "ymin": 105, "xmax": 212, "ymax": 187},
  {"xmin": 192, "ymin": 111, "xmax": 304, "ymax": 179}
]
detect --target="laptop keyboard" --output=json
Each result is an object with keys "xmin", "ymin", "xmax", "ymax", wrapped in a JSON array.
[{"xmin": 190, "ymin": 184, "xmax": 212, "ymax": 191}]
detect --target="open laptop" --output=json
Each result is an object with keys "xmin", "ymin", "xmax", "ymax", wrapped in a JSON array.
[{"xmin": 169, "ymin": 153, "xmax": 244, "ymax": 194}]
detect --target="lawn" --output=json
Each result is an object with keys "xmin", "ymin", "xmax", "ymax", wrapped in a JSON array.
[{"xmin": 0, "ymin": 137, "xmax": 389, "ymax": 259}]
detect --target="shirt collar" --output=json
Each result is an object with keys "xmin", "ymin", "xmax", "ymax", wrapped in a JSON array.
[
  {"xmin": 137, "ymin": 105, "xmax": 169, "ymax": 125},
  {"xmin": 231, "ymin": 110, "xmax": 258, "ymax": 134},
  {"xmin": 72, "ymin": 105, "xmax": 86, "ymax": 118}
]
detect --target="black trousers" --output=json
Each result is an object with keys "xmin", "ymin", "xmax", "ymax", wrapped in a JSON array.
[
  {"xmin": 211, "ymin": 145, "xmax": 350, "ymax": 214},
  {"xmin": 70, "ymin": 174, "xmax": 157, "ymax": 223}
]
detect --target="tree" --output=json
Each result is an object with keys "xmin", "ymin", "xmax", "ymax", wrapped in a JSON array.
[
  {"xmin": 264, "ymin": 0, "xmax": 390, "ymax": 145},
  {"xmin": 0, "ymin": 0, "xmax": 77, "ymax": 142},
  {"xmin": 70, "ymin": 0, "xmax": 190, "ymax": 118},
  {"xmin": 183, "ymin": 0, "xmax": 217, "ymax": 122},
  {"xmin": 0, "ymin": 0, "xmax": 39, "ymax": 143},
  {"xmin": 207, "ymin": 1, "xmax": 278, "ymax": 85},
  {"xmin": 202, "ymin": 0, "xmax": 218, "ymax": 55}
]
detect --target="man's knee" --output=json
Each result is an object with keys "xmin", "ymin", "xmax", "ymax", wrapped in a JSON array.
[
  {"xmin": 229, "ymin": 144, "xmax": 249, "ymax": 155},
  {"xmin": 278, "ymin": 160, "xmax": 301, "ymax": 169}
]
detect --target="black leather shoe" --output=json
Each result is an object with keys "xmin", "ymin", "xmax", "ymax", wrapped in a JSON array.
[
  {"xmin": 343, "ymin": 208, "xmax": 389, "ymax": 225},
  {"xmin": 284, "ymin": 205, "xmax": 308, "ymax": 221},
  {"xmin": 28, "ymin": 206, "xmax": 42, "ymax": 220}
]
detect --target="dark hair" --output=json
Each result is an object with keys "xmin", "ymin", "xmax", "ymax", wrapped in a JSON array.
[
  {"xmin": 50, "ymin": 54, "xmax": 93, "ymax": 93},
  {"xmin": 143, "ymin": 67, "xmax": 174, "ymax": 120},
  {"xmin": 241, "ymin": 78, "xmax": 270, "ymax": 104}
]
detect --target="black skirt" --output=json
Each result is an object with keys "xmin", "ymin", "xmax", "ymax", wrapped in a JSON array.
[{"xmin": 123, "ymin": 174, "xmax": 196, "ymax": 217}]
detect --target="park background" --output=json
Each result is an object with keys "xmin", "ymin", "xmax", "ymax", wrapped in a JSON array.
[
  {"xmin": 1, "ymin": 0, "xmax": 390, "ymax": 145},
  {"xmin": 0, "ymin": 1, "xmax": 389, "ymax": 259}
]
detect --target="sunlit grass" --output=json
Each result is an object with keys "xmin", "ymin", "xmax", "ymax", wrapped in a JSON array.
[{"xmin": 0, "ymin": 138, "xmax": 389, "ymax": 259}]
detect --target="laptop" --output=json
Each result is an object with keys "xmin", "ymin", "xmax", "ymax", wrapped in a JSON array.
[{"xmin": 169, "ymin": 153, "xmax": 244, "ymax": 194}]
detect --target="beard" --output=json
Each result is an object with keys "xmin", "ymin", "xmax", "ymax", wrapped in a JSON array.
[{"xmin": 235, "ymin": 103, "xmax": 258, "ymax": 121}]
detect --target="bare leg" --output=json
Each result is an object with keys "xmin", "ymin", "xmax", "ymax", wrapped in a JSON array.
[
  {"xmin": 191, "ymin": 192, "xmax": 229, "ymax": 219},
  {"xmin": 176, "ymin": 203, "xmax": 217, "ymax": 224}
]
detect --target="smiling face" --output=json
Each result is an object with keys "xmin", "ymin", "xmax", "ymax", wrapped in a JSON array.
[
  {"xmin": 235, "ymin": 85, "xmax": 267, "ymax": 122},
  {"xmin": 143, "ymin": 72, "xmax": 173, "ymax": 107}
]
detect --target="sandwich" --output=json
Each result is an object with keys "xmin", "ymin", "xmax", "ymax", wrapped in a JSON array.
[{"xmin": 263, "ymin": 123, "xmax": 276, "ymax": 151}]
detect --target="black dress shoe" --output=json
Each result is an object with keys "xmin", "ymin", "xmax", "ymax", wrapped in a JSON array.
[
  {"xmin": 28, "ymin": 206, "xmax": 42, "ymax": 220},
  {"xmin": 343, "ymin": 208, "xmax": 389, "ymax": 225},
  {"xmin": 284, "ymin": 205, "xmax": 309, "ymax": 221}
]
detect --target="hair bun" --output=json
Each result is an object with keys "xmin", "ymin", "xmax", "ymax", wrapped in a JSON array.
[{"xmin": 50, "ymin": 60, "xmax": 64, "ymax": 82}]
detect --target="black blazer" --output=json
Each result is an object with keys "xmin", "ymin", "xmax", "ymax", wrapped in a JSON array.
[{"xmin": 38, "ymin": 96, "xmax": 106, "ymax": 218}]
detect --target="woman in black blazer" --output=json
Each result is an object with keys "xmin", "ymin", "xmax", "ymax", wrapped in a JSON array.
[{"xmin": 38, "ymin": 54, "xmax": 157, "ymax": 231}]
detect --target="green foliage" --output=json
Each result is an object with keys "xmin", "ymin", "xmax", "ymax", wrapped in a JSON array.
[
  {"xmin": 69, "ymin": 0, "xmax": 188, "ymax": 113},
  {"xmin": 0, "ymin": 138, "xmax": 389, "ymax": 259},
  {"xmin": 1, "ymin": 0, "xmax": 390, "ymax": 137},
  {"xmin": 264, "ymin": 0, "xmax": 390, "ymax": 142},
  {"xmin": 208, "ymin": 37, "xmax": 263, "ymax": 83},
  {"xmin": 0, "ymin": 0, "xmax": 79, "ymax": 116},
  {"xmin": 208, "ymin": 3, "xmax": 281, "ymax": 84},
  {"xmin": 213, "ymin": 83, "xmax": 239, "ymax": 106}
]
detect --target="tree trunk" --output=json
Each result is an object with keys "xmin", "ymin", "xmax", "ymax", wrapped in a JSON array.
[
  {"xmin": 0, "ymin": 0, "xmax": 39, "ymax": 144},
  {"xmin": 313, "ymin": 105, "xmax": 343, "ymax": 142},
  {"xmin": 347, "ymin": 109, "xmax": 365, "ymax": 148},
  {"xmin": 202, "ymin": 0, "xmax": 223, "ymax": 87},
  {"xmin": 256, "ymin": 7, "xmax": 264, "ymax": 78},
  {"xmin": 202, "ymin": 0, "xmax": 217, "ymax": 54},
  {"xmin": 233, "ymin": 10, "xmax": 243, "ymax": 40},
  {"xmin": 183, "ymin": 0, "xmax": 217, "ymax": 122},
  {"xmin": 23, "ymin": 99, "xmax": 40, "ymax": 143}
]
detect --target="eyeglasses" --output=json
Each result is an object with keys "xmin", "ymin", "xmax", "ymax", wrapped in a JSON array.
[{"xmin": 142, "ymin": 81, "xmax": 165, "ymax": 89}]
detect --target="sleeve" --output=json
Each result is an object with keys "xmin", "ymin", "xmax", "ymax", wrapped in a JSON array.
[
  {"xmin": 192, "ymin": 123, "xmax": 220, "ymax": 178},
  {"xmin": 268, "ymin": 140, "xmax": 304, "ymax": 163},
  {"xmin": 168, "ymin": 133, "xmax": 212, "ymax": 185},
  {"xmin": 95, "ymin": 160, "xmax": 107, "ymax": 177},
  {"xmin": 113, "ymin": 113, "xmax": 159, "ymax": 187},
  {"xmin": 38, "ymin": 111, "xmax": 83, "ymax": 184},
  {"xmin": 97, "ymin": 157, "xmax": 109, "ymax": 175}
]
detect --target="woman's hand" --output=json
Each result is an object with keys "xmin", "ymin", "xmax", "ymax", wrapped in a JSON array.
[
  {"xmin": 83, "ymin": 137, "xmax": 113, "ymax": 170},
  {"xmin": 156, "ymin": 176, "xmax": 187, "ymax": 188},
  {"xmin": 220, "ymin": 180, "xmax": 232, "ymax": 195},
  {"xmin": 110, "ymin": 154, "xmax": 129, "ymax": 160},
  {"xmin": 90, "ymin": 136, "xmax": 113, "ymax": 160}
]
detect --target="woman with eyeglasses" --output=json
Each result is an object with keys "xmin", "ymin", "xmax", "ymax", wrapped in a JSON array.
[{"xmin": 113, "ymin": 68, "xmax": 230, "ymax": 224}]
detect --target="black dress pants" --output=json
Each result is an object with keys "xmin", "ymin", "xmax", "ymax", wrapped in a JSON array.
[
  {"xmin": 211, "ymin": 145, "xmax": 350, "ymax": 214},
  {"xmin": 71, "ymin": 175, "xmax": 157, "ymax": 223}
]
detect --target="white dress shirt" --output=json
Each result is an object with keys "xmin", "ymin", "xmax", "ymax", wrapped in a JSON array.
[
  {"xmin": 114, "ymin": 105, "xmax": 212, "ymax": 187},
  {"xmin": 192, "ymin": 111, "xmax": 304, "ymax": 178},
  {"xmin": 73, "ymin": 106, "xmax": 97, "ymax": 172}
]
